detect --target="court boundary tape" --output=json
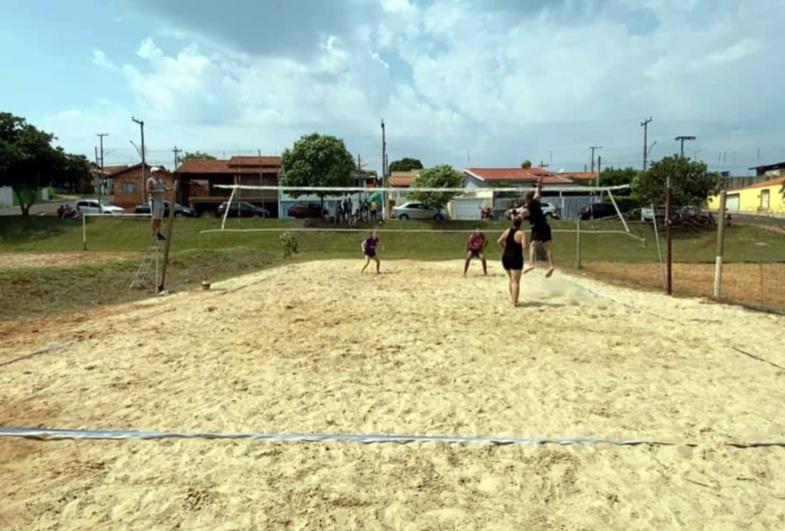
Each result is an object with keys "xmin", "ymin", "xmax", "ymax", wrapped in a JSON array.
[{"xmin": 0, "ymin": 427, "xmax": 783, "ymax": 449}]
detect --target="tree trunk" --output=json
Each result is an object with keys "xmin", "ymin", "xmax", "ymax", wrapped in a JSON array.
[{"xmin": 12, "ymin": 187, "xmax": 37, "ymax": 216}]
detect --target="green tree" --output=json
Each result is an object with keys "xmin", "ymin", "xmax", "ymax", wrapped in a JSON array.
[
  {"xmin": 280, "ymin": 133, "xmax": 355, "ymax": 212},
  {"xmin": 182, "ymin": 151, "xmax": 217, "ymax": 161},
  {"xmin": 388, "ymin": 158, "xmax": 424, "ymax": 172},
  {"xmin": 521, "ymin": 160, "xmax": 532, "ymax": 169},
  {"xmin": 408, "ymin": 164, "xmax": 463, "ymax": 213},
  {"xmin": 52, "ymin": 152, "xmax": 93, "ymax": 194},
  {"xmin": 0, "ymin": 112, "xmax": 63, "ymax": 215},
  {"xmin": 634, "ymin": 155, "xmax": 719, "ymax": 207}
]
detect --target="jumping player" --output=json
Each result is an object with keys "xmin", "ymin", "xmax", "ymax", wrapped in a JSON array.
[
  {"xmin": 361, "ymin": 230, "xmax": 381, "ymax": 274},
  {"xmin": 497, "ymin": 217, "xmax": 526, "ymax": 307},
  {"xmin": 464, "ymin": 227, "xmax": 488, "ymax": 276},
  {"xmin": 522, "ymin": 176, "xmax": 555, "ymax": 278}
]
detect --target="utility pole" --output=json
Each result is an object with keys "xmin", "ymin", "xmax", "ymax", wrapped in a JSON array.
[
  {"xmin": 381, "ymin": 119, "xmax": 387, "ymax": 218},
  {"xmin": 94, "ymin": 146, "xmax": 100, "ymax": 200},
  {"xmin": 597, "ymin": 155, "xmax": 602, "ymax": 187},
  {"xmin": 589, "ymin": 146, "xmax": 602, "ymax": 173},
  {"xmin": 675, "ymin": 135, "xmax": 696, "ymax": 158},
  {"xmin": 641, "ymin": 117, "xmax": 653, "ymax": 171},
  {"xmin": 131, "ymin": 117, "xmax": 146, "ymax": 199},
  {"xmin": 96, "ymin": 133, "xmax": 108, "ymax": 204},
  {"xmin": 172, "ymin": 145, "xmax": 182, "ymax": 170},
  {"xmin": 357, "ymin": 153, "xmax": 363, "ymax": 171}
]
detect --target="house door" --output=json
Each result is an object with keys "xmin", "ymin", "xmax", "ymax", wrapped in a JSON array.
[
  {"xmin": 760, "ymin": 190, "xmax": 770, "ymax": 210},
  {"xmin": 726, "ymin": 194, "xmax": 740, "ymax": 212}
]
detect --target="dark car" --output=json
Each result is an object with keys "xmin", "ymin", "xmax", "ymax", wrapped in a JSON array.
[
  {"xmin": 217, "ymin": 201, "xmax": 270, "ymax": 218},
  {"xmin": 133, "ymin": 201, "xmax": 197, "ymax": 217},
  {"xmin": 579, "ymin": 202, "xmax": 618, "ymax": 220},
  {"xmin": 287, "ymin": 202, "xmax": 326, "ymax": 219}
]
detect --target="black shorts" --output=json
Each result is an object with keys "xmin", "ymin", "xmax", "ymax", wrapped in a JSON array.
[
  {"xmin": 469, "ymin": 249, "xmax": 484, "ymax": 258},
  {"xmin": 502, "ymin": 254, "xmax": 524, "ymax": 271},
  {"xmin": 531, "ymin": 223, "xmax": 552, "ymax": 243},
  {"xmin": 365, "ymin": 250, "xmax": 377, "ymax": 258}
]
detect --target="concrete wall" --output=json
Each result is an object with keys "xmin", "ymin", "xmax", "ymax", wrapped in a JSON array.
[
  {"xmin": 709, "ymin": 182, "xmax": 785, "ymax": 214},
  {"xmin": 0, "ymin": 187, "xmax": 12, "ymax": 207}
]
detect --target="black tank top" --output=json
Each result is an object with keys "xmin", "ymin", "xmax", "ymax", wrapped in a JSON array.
[
  {"xmin": 504, "ymin": 228, "xmax": 523, "ymax": 258},
  {"xmin": 528, "ymin": 199, "xmax": 546, "ymax": 226}
]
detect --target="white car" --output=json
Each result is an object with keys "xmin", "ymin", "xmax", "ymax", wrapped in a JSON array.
[
  {"xmin": 74, "ymin": 199, "xmax": 125, "ymax": 215},
  {"xmin": 510, "ymin": 201, "xmax": 560, "ymax": 219},
  {"xmin": 392, "ymin": 202, "xmax": 449, "ymax": 220}
]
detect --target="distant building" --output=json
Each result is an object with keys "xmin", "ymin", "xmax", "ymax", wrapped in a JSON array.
[
  {"xmin": 111, "ymin": 164, "xmax": 174, "ymax": 210},
  {"xmin": 708, "ymin": 175, "xmax": 785, "ymax": 215},
  {"xmin": 389, "ymin": 170, "xmax": 420, "ymax": 189},
  {"xmin": 750, "ymin": 162, "xmax": 785, "ymax": 177},
  {"xmin": 174, "ymin": 156, "xmax": 282, "ymax": 216}
]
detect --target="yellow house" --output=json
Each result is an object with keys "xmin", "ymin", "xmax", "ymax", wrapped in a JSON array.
[{"xmin": 708, "ymin": 176, "xmax": 785, "ymax": 214}]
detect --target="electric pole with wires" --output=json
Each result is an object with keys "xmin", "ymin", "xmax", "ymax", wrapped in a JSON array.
[{"xmin": 641, "ymin": 117, "xmax": 653, "ymax": 171}]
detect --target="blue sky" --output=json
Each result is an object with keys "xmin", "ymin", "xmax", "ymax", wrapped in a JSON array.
[{"xmin": 2, "ymin": 0, "xmax": 784, "ymax": 174}]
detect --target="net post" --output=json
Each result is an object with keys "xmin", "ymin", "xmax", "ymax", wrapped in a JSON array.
[
  {"xmin": 651, "ymin": 203, "xmax": 666, "ymax": 290},
  {"xmin": 713, "ymin": 190, "xmax": 727, "ymax": 301},
  {"xmin": 606, "ymin": 189, "xmax": 630, "ymax": 233},
  {"xmin": 221, "ymin": 186, "xmax": 237, "ymax": 231},
  {"xmin": 665, "ymin": 186, "xmax": 673, "ymax": 295},
  {"xmin": 575, "ymin": 216, "xmax": 582, "ymax": 270},
  {"xmin": 158, "ymin": 178, "xmax": 179, "ymax": 294},
  {"xmin": 82, "ymin": 213, "xmax": 87, "ymax": 251}
]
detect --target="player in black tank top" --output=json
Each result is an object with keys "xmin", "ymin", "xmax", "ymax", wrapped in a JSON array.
[
  {"xmin": 523, "ymin": 177, "xmax": 555, "ymax": 278},
  {"xmin": 497, "ymin": 217, "xmax": 526, "ymax": 306}
]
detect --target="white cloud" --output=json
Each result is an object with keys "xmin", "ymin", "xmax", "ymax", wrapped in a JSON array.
[
  {"xmin": 707, "ymin": 38, "xmax": 762, "ymax": 66},
  {"xmin": 61, "ymin": 0, "xmax": 785, "ymax": 171},
  {"xmin": 92, "ymin": 49, "xmax": 118, "ymax": 71}
]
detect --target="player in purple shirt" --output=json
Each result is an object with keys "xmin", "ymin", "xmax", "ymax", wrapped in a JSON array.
[{"xmin": 361, "ymin": 230, "xmax": 381, "ymax": 274}]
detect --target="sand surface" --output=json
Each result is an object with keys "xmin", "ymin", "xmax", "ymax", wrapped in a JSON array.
[{"xmin": 1, "ymin": 259, "xmax": 784, "ymax": 529}]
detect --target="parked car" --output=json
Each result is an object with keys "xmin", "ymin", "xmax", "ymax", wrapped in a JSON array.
[
  {"xmin": 217, "ymin": 201, "xmax": 271, "ymax": 218},
  {"xmin": 510, "ymin": 201, "xmax": 561, "ymax": 220},
  {"xmin": 392, "ymin": 202, "xmax": 449, "ymax": 220},
  {"xmin": 134, "ymin": 201, "xmax": 197, "ymax": 217},
  {"xmin": 287, "ymin": 202, "xmax": 326, "ymax": 219},
  {"xmin": 579, "ymin": 202, "xmax": 618, "ymax": 220},
  {"xmin": 74, "ymin": 199, "xmax": 124, "ymax": 215}
]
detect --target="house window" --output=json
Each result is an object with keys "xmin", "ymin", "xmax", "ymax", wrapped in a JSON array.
[
  {"xmin": 122, "ymin": 182, "xmax": 137, "ymax": 194},
  {"xmin": 760, "ymin": 190, "xmax": 770, "ymax": 210}
]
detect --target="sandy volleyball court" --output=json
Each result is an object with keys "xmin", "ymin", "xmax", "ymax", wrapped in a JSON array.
[{"xmin": 1, "ymin": 259, "xmax": 784, "ymax": 529}]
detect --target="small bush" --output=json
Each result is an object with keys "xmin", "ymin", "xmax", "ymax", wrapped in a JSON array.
[{"xmin": 280, "ymin": 232, "xmax": 299, "ymax": 259}]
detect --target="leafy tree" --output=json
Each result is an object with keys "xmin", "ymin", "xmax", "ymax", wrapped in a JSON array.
[
  {"xmin": 182, "ymin": 151, "xmax": 217, "ymax": 161},
  {"xmin": 280, "ymin": 133, "xmax": 355, "ymax": 212},
  {"xmin": 634, "ymin": 155, "xmax": 719, "ymax": 207},
  {"xmin": 599, "ymin": 166, "xmax": 639, "ymax": 188},
  {"xmin": 521, "ymin": 160, "xmax": 532, "ymax": 169},
  {"xmin": 388, "ymin": 158, "xmax": 424, "ymax": 172},
  {"xmin": 52, "ymin": 152, "xmax": 93, "ymax": 194},
  {"xmin": 0, "ymin": 112, "xmax": 63, "ymax": 215},
  {"xmin": 408, "ymin": 164, "xmax": 463, "ymax": 212}
]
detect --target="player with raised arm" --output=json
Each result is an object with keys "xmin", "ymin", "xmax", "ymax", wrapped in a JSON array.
[{"xmin": 522, "ymin": 176, "xmax": 555, "ymax": 278}]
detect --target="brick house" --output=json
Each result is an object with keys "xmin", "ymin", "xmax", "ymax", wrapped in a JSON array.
[
  {"xmin": 174, "ymin": 156, "xmax": 281, "ymax": 216},
  {"xmin": 111, "ymin": 164, "xmax": 174, "ymax": 210}
]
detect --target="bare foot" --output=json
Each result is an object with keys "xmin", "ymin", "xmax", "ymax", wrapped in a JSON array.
[
  {"xmin": 523, "ymin": 267, "xmax": 535, "ymax": 275},
  {"xmin": 545, "ymin": 267, "xmax": 555, "ymax": 278}
]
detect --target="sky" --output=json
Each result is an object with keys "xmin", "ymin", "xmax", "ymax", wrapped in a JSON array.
[{"xmin": 2, "ymin": 0, "xmax": 784, "ymax": 175}]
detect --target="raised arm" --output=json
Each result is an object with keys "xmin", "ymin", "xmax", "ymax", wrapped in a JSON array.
[{"xmin": 533, "ymin": 176, "xmax": 543, "ymax": 201}]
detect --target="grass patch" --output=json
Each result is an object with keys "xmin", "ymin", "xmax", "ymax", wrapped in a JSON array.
[{"xmin": 1, "ymin": 216, "xmax": 784, "ymax": 321}]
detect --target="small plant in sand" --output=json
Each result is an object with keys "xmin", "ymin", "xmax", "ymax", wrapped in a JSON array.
[{"xmin": 280, "ymin": 232, "xmax": 299, "ymax": 259}]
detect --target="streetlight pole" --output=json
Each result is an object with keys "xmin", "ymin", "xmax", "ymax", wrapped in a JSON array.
[
  {"xmin": 675, "ymin": 135, "xmax": 696, "ymax": 158},
  {"xmin": 641, "ymin": 117, "xmax": 653, "ymax": 171},
  {"xmin": 131, "ymin": 117, "xmax": 146, "ymax": 201}
]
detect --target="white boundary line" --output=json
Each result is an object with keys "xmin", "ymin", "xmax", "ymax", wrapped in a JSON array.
[{"xmin": 0, "ymin": 427, "xmax": 781, "ymax": 449}]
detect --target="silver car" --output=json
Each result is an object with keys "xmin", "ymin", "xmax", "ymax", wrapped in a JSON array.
[
  {"xmin": 74, "ymin": 199, "xmax": 125, "ymax": 215},
  {"xmin": 392, "ymin": 202, "xmax": 449, "ymax": 220}
]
